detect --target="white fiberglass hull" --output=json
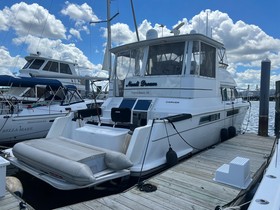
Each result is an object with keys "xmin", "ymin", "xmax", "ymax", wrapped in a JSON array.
[
  {"xmin": 0, "ymin": 113, "xmax": 66, "ymax": 143},
  {"xmin": 0, "ymin": 100, "xmax": 93, "ymax": 143}
]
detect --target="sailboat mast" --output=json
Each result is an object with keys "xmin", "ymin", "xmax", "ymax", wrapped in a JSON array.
[
  {"xmin": 130, "ymin": 0, "xmax": 139, "ymax": 41},
  {"xmin": 107, "ymin": 0, "xmax": 112, "ymax": 74}
]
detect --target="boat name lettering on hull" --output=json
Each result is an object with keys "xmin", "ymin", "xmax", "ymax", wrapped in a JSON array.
[
  {"xmin": 126, "ymin": 80, "xmax": 157, "ymax": 87},
  {"xmin": 1, "ymin": 127, "xmax": 33, "ymax": 133}
]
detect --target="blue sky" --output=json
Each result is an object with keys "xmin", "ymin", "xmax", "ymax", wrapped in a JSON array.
[{"xmin": 0, "ymin": 0, "xmax": 279, "ymax": 89}]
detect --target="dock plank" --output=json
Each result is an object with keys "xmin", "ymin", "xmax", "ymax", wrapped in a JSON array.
[
  {"xmin": 56, "ymin": 133, "xmax": 274, "ymax": 210},
  {"xmin": 0, "ymin": 189, "xmax": 34, "ymax": 210}
]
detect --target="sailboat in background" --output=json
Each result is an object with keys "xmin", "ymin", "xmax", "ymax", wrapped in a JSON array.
[{"xmin": 0, "ymin": 75, "xmax": 103, "ymax": 144}]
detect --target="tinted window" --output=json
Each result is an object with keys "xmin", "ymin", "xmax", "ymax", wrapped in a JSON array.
[
  {"xmin": 119, "ymin": 98, "xmax": 136, "ymax": 109},
  {"xmin": 29, "ymin": 59, "xmax": 45, "ymax": 69},
  {"xmin": 134, "ymin": 100, "xmax": 152, "ymax": 110},
  {"xmin": 43, "ymin": 61, "xmax": 58, "ymax": 72},
  {"xmin": 60, "ymin": 63, "xmax": 72, "ymax": 75}
]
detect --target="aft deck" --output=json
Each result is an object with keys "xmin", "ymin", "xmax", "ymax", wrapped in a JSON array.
[{"xmin": 56, "ymin": 133, "xmax": 274, "ymax": 209}]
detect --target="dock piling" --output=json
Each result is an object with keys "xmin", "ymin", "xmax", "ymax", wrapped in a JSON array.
[{"xmin": 258, "ymin": 58, "xmax": 271, "ymax": 137}]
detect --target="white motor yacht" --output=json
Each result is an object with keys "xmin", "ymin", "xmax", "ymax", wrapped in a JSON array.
[{"xmin": 5, "ymin": 29, "xmax": 249, "ymax": 190}]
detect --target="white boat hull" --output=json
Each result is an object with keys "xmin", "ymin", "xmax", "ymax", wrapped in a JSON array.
[{"xmin": 0, "ymin": 113, "xmax": 66, "ymax": 143}]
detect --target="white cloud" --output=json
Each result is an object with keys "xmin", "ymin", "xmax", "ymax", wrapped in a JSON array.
[
  {"xmin": 69, "ymin": 28, "xmax": 81, "ymax": 40},
  {"xmin": 12, "ymin": 34, "xmax": 100, "ymax": 70},
  {"xmin": 0, "ymin": 47, "xmax": 25, "ymax": 75},
  {"xmin": 0, "ymin": 2, "xmax": 66, "ymax": 39},
  {"xmin": 61, "ymin": 2, "xmax": 99, "ymax": 36},
  {"xmin": 0, "ymin": 8, "xmax": 9, "ymax": 31},
  {"xmin": 62, "ymin": 2, "xmax": 98, "ymax": 22}
]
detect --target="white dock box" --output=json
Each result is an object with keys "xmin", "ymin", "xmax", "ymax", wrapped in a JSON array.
[{"xmin": 0, "ymin": 156, "xmax": 10, "ymax": 197}]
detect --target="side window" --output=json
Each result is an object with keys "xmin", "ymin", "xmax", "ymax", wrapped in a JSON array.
[
  {"xmin": 221, "ymin": 87, "xmax": 236, "ymax": 101},
  {"xmin": 60, "ymin": 63, "xmax": 72, "ymax": 74},
  {"xmin": 43, "ymin": 61, "xmax": 58, "ymax": 73},
  {"xmin": 29, "ymin": 59, "xmax": 45, "ymax": 69},
  {"xmin": 200, "ymin": 42, "xmax": 216, "ymax": 78}
]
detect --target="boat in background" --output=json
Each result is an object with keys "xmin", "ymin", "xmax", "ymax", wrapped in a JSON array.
[
  {"xmin": 5, "ymin": 28, "xmax": 249, "ymax": 190},
  {"xmin": 0, "ymin": 76, "xmax": 102, "ymax": 144},
  {"xmin": 17, "ymin": 53, "xmax": 108, "ymax": 98}
]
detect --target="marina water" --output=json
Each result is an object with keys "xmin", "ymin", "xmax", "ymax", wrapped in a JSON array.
[
  {"xmin": 242, "ymin": 101, "xmax": 276, "ymax": 136},
  {"xmin": 9, "ymin": 101, "xmax": 277, "ymax": 209}
]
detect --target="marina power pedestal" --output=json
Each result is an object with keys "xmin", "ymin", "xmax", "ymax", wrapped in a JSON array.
[{"xmin": 0, "ymin": 156, "xmax": 10, "ymax": 197}]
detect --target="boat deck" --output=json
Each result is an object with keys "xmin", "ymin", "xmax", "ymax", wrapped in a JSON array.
[
  {"xmin": 0, "ymin": 189, "xmax": 34, "ymax": 210},
  {"xmin": 56, "ymin": 133, "xmax": 274, "ymax": 209}
]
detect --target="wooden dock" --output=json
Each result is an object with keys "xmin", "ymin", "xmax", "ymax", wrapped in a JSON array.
[
  {"xmin": 55, "ymin": 133, "xmax": 274, "ymax": 209},
  {"xmin": 0, "ymin": 189, "xmax": 34, "ymax": 210}
]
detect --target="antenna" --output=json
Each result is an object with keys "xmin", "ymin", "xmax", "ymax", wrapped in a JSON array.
[
  {"xmin": 130, "ymin": 0, "xmax": 140, "ymax": 41},
  {"xmin": 170, "ymin": 22, "xmax": 184, "ymax": 35}
]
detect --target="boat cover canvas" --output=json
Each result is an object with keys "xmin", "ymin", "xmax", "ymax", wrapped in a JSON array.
[{"xmin": 0, "ymin": 75, "xmax": 63, "ymax": 89}]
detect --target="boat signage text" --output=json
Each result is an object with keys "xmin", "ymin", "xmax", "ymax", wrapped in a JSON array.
[
  {"xmin": 1, "ymin": 126, "xmax": 33, "ymax": 133},
  {"xmin": 126, "ymin": 80, "xmax": 158, "ymax": 87}
]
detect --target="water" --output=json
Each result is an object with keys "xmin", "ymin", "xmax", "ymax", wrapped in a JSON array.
[
  {"xmin": 242, "ymin": 101, "xmax": 276, "ymax": 136},
  {"xmin": 7, "ymin": 101, "xmax": 278, "ymax": 209}
]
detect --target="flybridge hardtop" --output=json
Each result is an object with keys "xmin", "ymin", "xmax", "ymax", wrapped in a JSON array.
[
  {"xmin": 5, "ymin": 30, "xmax": 249, "ymax": 190},
  {"xmin": 110, "ymin": 32, "xmax": 224, "ymax": 53}
]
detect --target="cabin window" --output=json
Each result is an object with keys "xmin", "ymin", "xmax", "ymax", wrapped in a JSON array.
[
  {"xmin": 221, "ymin": 87, "xmax": 237, "ymax": 101},
  {"xmin": 199, "ymin": 113, "xmax": 220, "ymax": 124},
  {"xmin": 29, "ymin": 59, "xmax": 45, "ymax": 69},
  {"xmin": 60, "ymin": 63, "xmax": 72, "ymax": 75},
  {"xmin": 146, "ymin": 42, "xmax": 184, "ymax": 75},
  {"xmin": 43, "ymin": 61, "xmax": 59, "ymax": 73},
  {"xmin": 190, "ymin": 41, "xmax": 216, "ymax": 78},
  {"xmin": 200, "ymin": 42, "xmax": 216, "ymax": 77}
]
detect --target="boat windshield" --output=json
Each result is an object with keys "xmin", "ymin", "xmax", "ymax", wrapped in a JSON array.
[
  {"xmin": 22, "ymin": 59, "xmax": 33, "ymax": 69},
  {"xmin": 113, "ymin": 47, "xmax": 145, "ymax": 80},
  {"xmin": 63, "ymin": 89, "xmax": 84, "ymax": 105},
  {"xmin": 146, "ymin": 42, "xmax": 184, "ymax": 75},
  {"xmin": 29, "ymin": 59, "xmax": 45, "ymax": 70},
  {"xmin": 190, "ymin": 41, "xmax": 216, "ymax": 78}
]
